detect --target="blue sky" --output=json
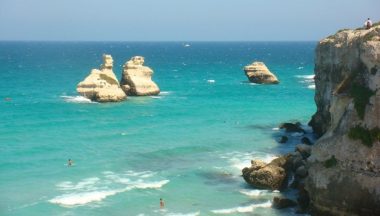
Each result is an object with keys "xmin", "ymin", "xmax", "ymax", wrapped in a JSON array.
[{"xmin": 0, "ymin": 0, "xmax": 379, "ymax": 41}]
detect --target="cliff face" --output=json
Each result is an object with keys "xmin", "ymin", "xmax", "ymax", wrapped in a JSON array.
[{"xmin": 306, "ymin": 25, "xmax": 380, "ymax": 215}]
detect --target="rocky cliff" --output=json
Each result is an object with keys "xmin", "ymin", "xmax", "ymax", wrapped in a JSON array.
[
  {"xmin": 77, "ymin": 54, "xmax": 127, "ymax": 102},
  {"xmin": 306, "ymin": 24, "xmax": 380, "ymax": 215}
]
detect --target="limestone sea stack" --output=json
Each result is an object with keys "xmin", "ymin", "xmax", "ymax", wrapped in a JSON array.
[
  {"xmin": 306, "ymin": 24, "xmax": 380, "ymax": 215},
  {"xmin": 120, "ymin": 56, "xmax": 160, "ymax": 96},
  {"xmin": 76, "ymin": 54, "xmax": 127, "ymax": 102},
  {"xmin": 244, "ymin": 62, "xmax": 279, "ymax": 84}
]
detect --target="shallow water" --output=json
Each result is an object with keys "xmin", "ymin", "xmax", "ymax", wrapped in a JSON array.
[{"xmin": 0, "ymin": 42, "xmax": 316, "ymax": 215}]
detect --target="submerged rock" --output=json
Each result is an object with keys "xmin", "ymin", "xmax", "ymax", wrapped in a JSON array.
[
  {"xmin": 272, "ymin": 196, "xmax": 297, "ymax": 209},
  {"xmin": 278, "ymin": 136, "xmax": 288, "ymax": 143},
  {"xmin": 279, "ymin": 122, "xmax": 305, "ymax": 133},
  {"xmin": 244, "ymin": 62, "xmax": 279, "ymax": 84},
  {"xmin": 120, "ymin": 56, "xmax": 160, "ymax": 96},
  {"xmin": 301, "ymin": 137, "xmax": 313, "ymax": 145},
  {"xmin": 76, "ymin": 54, "xmax": 126, "ymax": 102}
]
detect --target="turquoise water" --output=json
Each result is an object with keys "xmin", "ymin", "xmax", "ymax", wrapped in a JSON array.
[{"xmin": 0, "ymin": 42, "xmax": 316, "ymax": 215}]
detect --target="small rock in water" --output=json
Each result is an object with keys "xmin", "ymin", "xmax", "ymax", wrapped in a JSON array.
[
  {"xmin": 279, "ymin": 122, "xmax": 305, "ymax": 133},
  {"xmin": 301, "ymin": 137, "xmax": 313, "ymax": 145},
  {"xmin": 242, "ymin": 155, "xmax": 291, "ymax": 190},
  {"xmin": 278, "ymin": 136, "xmax": 288, "ymax": 143},
  {"xmin": 244, "ymin": 61, "xmax": 279, "ymax": 84},
  {"xmin": 272, "ymin": 196, "xmax": 297, "ymax": 209}
]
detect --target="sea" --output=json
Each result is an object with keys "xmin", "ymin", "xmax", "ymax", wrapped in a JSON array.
[{"xmin": 0, "ymin": 42, "xmax": 317, "ymax": 216}]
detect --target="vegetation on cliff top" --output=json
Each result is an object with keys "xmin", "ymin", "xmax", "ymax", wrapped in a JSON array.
[
  {"xmin": 356, "ymin": 21, "xmax": 380, "ymax": 30},
  {"xmin": 349, "ymin": 83, "xmax": 375, "ymax": 119},
  {"xmin": 324, "ymin": 155, "xmax": 337, "ymax": 168},
  {"xmin": 348, "ymin": 126, "xmax": 380, "ymax": 147}
]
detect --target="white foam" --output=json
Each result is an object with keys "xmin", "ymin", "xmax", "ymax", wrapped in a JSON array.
[
  {"xmin": 165, "ymin": 211, "xmax": 200, "ymax": 216},
  {"xmin": 160, "ymin": 91, "xmax": 171, "ymax": 95},
  {"xmin": 295, "ymin": 75, "xmax": 316, "ymax": 90},
  {"xmin": 132, "ymin": 180, "xmax": 170, "ymax": 189},
  {"xmin": 151, "ymin": 96, "xmax": 162, "ymax": 99},
  {"xmin": 239, "ymin": 189, "xmax": 264, "ymax": 197},
  {"xmin": 230, "ymin": 157, "xmax": 250, "ymax": 170},
  {"xmin": 51, "ymin": 170, "xmax": 168, "ymax": 207},
  {"xmin": 124, "ymin": 170, "xmax": 156, "ymax": 177},
  {"xmin": 49, "ymin": 189, "xmax": 123, "ymax": 206},
  {"xmin": 56, "ymin": 177, "xmax": 100, "ymax": 191},
  {"xmin": 295, "ymin": 75, "xmax": 314, "ymax": 79},
  {"xmin": 263, "ymin": 155, "xmax": 278, "ymax": 163},
  {"xmin": 222, "ymin": 152, "xmax": 277, "ymax": 171},
  {"xmin": 207, "ymin": 79, "xmax": 215, "ymax": 83},
  {"xmin": 104, "ymin": 174, "xmax": 131, "ymax": 184},
  {"xmin": 297, "ymin": 66, "xmax": 304, "ymax": 70},
  {"xmin": 272, "ymin": 127, "xmax": 279, "ymax": 131},
  {"xmin": 211, "ymin": 201, "xmax": 271, "ymax": 214},
  {"xmin": 61, "ymin": 96, "xmax": 95, "ymax": 104}
]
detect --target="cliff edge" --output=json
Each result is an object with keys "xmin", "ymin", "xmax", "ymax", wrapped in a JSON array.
[{"xmin": 306, "ymin": 24, "xmax": 380, "ymax": 215}]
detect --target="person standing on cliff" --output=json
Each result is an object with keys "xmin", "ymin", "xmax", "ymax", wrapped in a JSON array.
[{"xmin": 364, "ymin": 18, "xmax": 372, "ymax": 29}]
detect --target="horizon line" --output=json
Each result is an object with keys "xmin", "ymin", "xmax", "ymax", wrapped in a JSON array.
[{"xmin": 0, "ymin": 40, "xmax": 318, "ymax": 43}]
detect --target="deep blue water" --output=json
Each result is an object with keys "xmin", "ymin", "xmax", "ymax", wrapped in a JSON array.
[{"xmin": 0, "ymin": 42, "xmax": 316, "ymax": 215}]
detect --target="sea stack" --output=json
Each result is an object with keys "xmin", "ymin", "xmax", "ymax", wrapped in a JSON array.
[
  {"xmin": 76, "ymin": 54, "xmax": 127, "ymax": 102},
  {"xmin": 120, "ymin": 56, "xmax": 160, "ymax": 96},
  {"xmin": 244, "ymin": 62, "xmax": 279, "ymax": 84},
  {"xmin": 306, "ymin": 24, "xmax": 380, "ymax": 215}
]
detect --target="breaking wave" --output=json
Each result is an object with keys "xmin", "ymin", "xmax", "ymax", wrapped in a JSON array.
[
  {"xmin": 211, "ymin": 201, "xmax": 272, "ymax": 214},
  {"xmin": 49, "ymin": 170, "xmax": 169, "ymax": 206},
  {"xmin": 61, "ymin": 96, "xmax": 95, "ymax": 104}
]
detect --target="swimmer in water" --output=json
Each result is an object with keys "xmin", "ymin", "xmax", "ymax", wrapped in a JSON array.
[
  {"xmin": 68, "ymin": 159, "xmax": 73, "ymax": 167},
  {"xmin": 160, "ymin": 198, "xmax": 165, "ymax": 208}
]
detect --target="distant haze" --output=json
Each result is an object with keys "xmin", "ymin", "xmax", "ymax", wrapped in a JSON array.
[{"xmin": 0, "ymin": 0, "xmax": 379, "ymax": 41}]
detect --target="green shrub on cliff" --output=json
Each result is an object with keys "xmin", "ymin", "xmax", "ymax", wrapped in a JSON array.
[
  {"xmin": 363, "ymin": 31, "xmax": 378, "ymax": 42},
  {"xmin": 324, "ymin": 155, "xmax": 337, "ymax": 168},
  {"xmin": 337, "ymin": 29, "xmax": 350, "ymax": 33},
  {"xmin": 348, "ymin": 126, "xmax": 380, "ymax": 147},
  {"xmin": 349, "ymin": 84, "xmax": 375, "ymax": 119}
]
